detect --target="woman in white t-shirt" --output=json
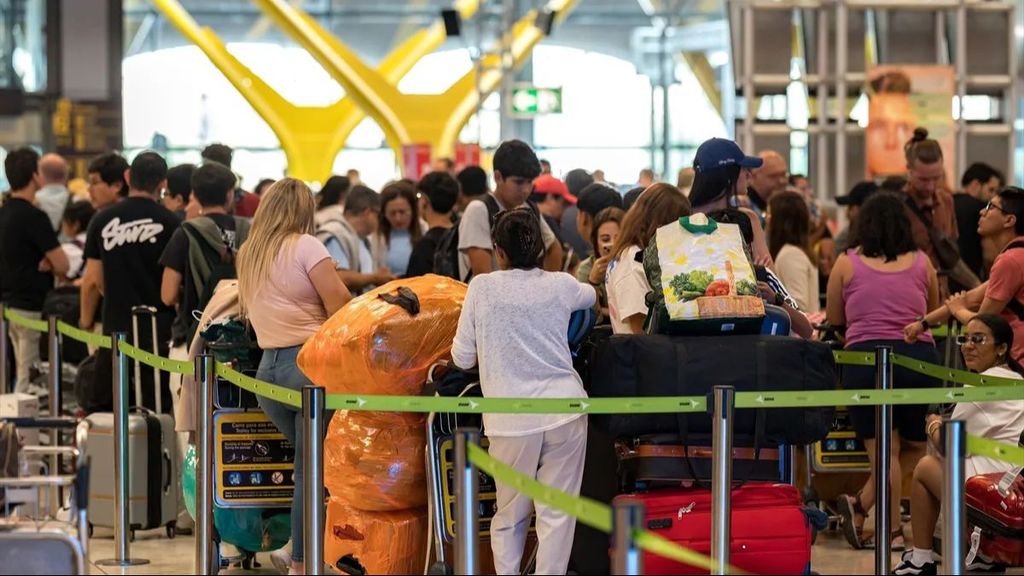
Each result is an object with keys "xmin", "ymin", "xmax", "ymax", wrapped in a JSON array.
[
  {"xmin": 605, "ymin": 183, "xmax": 692, "ymax": 334},
  {"xmin": 451, "ymin": 208, "xmax": 596, "ymax": 575},
  {"xmin": 894, "ymin": 314, "xmax": 1024, "ymax": 575},
  {"xmin": 768, "ymin": 191, "xmax": 820, "ymax": 313}
]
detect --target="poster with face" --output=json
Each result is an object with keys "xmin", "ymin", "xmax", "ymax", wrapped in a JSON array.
[{"xmin": 866, "ymin": 65, "xmax": 955, "ymax": 186}]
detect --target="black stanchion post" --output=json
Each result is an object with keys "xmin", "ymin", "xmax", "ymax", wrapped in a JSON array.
[
  {"xmin": 96, "ymin": 332, "xmax": 148, "ymax": 567},
  {"xmin": 303, "ymin": 385, "xmax": 326, "ymax": 575},
  {"xmin": 875, "ymin": 345, "xmax": 893, "ymax": 575},
  {"xmin": 0, "ymin": 303, "xmax": 9, "ymax": 394},
  {"xmin": 454, "ymin": 427, "xmax": 480, "ymax": 575},
  {"xmin": 942, "ymin": 419, "xmax": 967, "ymax": 576},
  {"xmin": 47, "ymin": 315, "xmax": 62, "ymax": 516},
  {"xmin": 194, "ymin": 353, "xmax": 215, "ymax": 575},
  {"xmin": 611, "ymin": 498, "xmax": 644, "ymax": 575},
  {"xmin": 711, "ymin": 385, "xmax": 734, "ymax": 576}
]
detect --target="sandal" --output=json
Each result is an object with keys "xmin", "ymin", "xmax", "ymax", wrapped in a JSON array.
[
  {"xmin": 863, "ymin": 528, "xmax": 906, "ymax": 551},
  {"xmin": 837, "ymin": 493, "xmax": 867, "ymax": 550}
]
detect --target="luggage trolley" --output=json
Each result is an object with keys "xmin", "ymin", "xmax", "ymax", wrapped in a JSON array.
[
  {"xmin": 203, "ymin": 319, "xmax": 293, "ymax": 572},
  {"xmin": 424, "ymin": 365, "xmax": 537, "ymax": 576},
  {"xmin": 0, "ymin": 416, "xmax": 91, "ymax": 575}
]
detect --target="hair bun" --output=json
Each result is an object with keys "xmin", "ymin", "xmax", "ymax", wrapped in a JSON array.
[{"xmin": 912, "ymin": 127, "xmax": 929, "ymax": 141}]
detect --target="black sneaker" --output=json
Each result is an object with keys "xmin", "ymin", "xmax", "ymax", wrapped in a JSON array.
[
  {"xmin": 966, "ymin": 555, "xmax": 1007, "ymax": 573},
  {"xmin": 893, "ymin": 553, "xmax": 937, "ymax": 576}
]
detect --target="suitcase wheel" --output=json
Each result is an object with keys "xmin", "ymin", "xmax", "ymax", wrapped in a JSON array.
[
  {"xmin": 166, "ymin": 521, "xmax": 176, "ymax": 539},
  {"xmin": 427, "ymin": 561, "xmax": 453, "ymax": 575},
  {"xmin": 802, "ymin": 486, "xmax": 819, "ymax": 508},
  {"xmin": 240, "ymin": 552, "xmax": 260, "ymax": 570}
]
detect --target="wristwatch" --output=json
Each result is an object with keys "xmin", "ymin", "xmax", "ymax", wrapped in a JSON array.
[{"xmin": 915, "ymin": 315, "xmax": 930, "ymax": 331}]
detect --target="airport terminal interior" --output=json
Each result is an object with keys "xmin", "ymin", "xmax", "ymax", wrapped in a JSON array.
[{"xmin": 0, "ymin": 0, "xmax": 1022, "ymax": 574}]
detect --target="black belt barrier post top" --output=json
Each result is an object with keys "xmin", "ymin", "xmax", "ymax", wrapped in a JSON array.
[
  {"xmin": 455, "ymin": 427, "xmax": 481, "ymax": 575},
  {"xmin": 303, "ymin": 385, "xmax": 327, "ymax": 575},
  {"xmin": 874, "ymin": 345, "xmax": 894, "ymax": 576}
]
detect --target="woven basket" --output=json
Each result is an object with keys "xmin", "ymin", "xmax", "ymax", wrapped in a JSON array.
[{"xmin": 695, "ymin": 295, "xmax": 765, "ymax": 319}]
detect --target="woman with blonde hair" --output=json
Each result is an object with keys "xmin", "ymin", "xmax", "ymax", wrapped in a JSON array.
[{"xmin": 236, "ymin": 178, "xmax": 351, "ymax": 575}]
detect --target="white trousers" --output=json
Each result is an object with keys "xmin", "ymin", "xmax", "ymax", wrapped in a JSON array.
[
  {"xmin": 487, "ymin": 416, "xmax": 587, "ymax": 576},
  {"xmin": 8, "ymin": 308, "xmax": 41, "ymax": 394}
]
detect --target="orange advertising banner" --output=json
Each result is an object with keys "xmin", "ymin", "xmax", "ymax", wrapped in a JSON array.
[{"xmin": 866, "ymin": 65, "xmax": 956, "ymax": 186}]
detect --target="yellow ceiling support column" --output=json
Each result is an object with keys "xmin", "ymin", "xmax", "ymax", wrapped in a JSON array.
[
  {"xmin": 150, "ymin": 0, "xmax": 479, "ymax": 183},
  {"xmin": 254, "ymin": 0, "xmax": 577, "ymax": 160},
  {"xmin": 682, "ymin": 51, "xmax": 722, "ymax": 116}
]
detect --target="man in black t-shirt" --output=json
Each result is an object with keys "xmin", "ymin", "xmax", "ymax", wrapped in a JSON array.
[
  {"xmin": 159, "ymin": 161, "xmax": 246, "ymax": 535},
  {"xmin": 80, "ymin": 151, "xmax": 179, "ymax": 413},
  {"xmin": 954, "ymin": 162, "xmax": 1004, "ymax": 284},
  {"xmin": 0, "ymin": 148, "xmax": 69, "ymax": 395},
  {"xmin": 160, "ymin": 162, "xmax": 246, "ymax": 346},
  {"xmin": 406, "ymin": 171, "xmax": 458, "ymax": 277}
]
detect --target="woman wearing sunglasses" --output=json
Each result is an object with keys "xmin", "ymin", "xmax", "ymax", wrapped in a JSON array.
[{"xmin": 895, "ymin": 314, "xmax": 1024, "ymax": 576}]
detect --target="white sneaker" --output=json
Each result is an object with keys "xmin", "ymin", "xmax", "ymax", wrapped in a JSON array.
[{"xmin": 269, "ymin": 548, "xmax": 291, "ymax": 575}]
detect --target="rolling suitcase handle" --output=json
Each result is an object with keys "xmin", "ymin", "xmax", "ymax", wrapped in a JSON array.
[{"xmin": 131, "ymin": 306, "xmax": 161, "ymax": 413}]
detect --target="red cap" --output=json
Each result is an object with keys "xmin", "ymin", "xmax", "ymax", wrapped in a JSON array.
[{"xmin": 532, "ymin": 175, "xmax": 577, "ymax": 204}]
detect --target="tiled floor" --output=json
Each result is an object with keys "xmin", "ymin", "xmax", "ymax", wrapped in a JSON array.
[{"xmin": 81, "ymin": 525, "xmax": 1024, "ymax": 575}]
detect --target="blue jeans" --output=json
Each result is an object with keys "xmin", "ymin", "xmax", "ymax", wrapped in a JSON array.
[{"xmin": 256, "ymin": 345, "xmax": 333, "ymax": 563}]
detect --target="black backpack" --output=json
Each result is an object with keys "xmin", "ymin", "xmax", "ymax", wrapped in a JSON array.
[
  {"xmin": 181, "ymin": 217, "xmax": 250, "ymax": 341},
  {"xmin": 432, "ymin": 195, "xmax": 503, "ymax": 281}
]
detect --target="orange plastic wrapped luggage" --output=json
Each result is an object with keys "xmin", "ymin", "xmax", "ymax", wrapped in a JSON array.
[
  {"xmin": 325, "ymin": 497, "xmax": 428, "ymax": 575},
  {"xmin": 297, "ymin": 275, "xmax": 467, "ymax": 396},
  {"xmin": 324, "ymin": 410, "xmax": 427, "ymax": 511}
]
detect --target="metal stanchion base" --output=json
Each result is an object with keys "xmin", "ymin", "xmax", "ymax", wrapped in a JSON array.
[{"xmin": 96, "ymin": 558, "xmax": 150, "ymax": 567}]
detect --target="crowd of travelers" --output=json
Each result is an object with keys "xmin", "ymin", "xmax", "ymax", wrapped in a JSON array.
[{"xmin": 1, "ymin": 129, "xmax": 1022, "ymax": 575}]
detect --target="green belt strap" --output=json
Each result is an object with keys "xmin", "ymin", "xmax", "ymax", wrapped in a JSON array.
[
  {"xmin": 466, "ymin": 442, "xmax": 743, "ymax": 574},
  {"xmin": 215, "ymin": 362, "xmax": 302, "ymax": 408},
  {"xmin": 733, "ymin": 385, "xmax": 1022, "ymax": 409},
  {"xmin": 56, "ymin": 321, "xmax": 112, "ymax": 349},
  {"xmin": 831, "ymin": 350, "xmax": 1023, "ymax": 388},
  {"xmin": 831, "ymin": 350, "xmax": 875, "ymax": 366},
  {"xmin": 2, "ymin": 308, "xmax": 48, "ymax": 333},
  {"xmin": 891, "ymin": 355, "xmax": 1024, "ymax": 388},
  {"xmin": 325, "ymin": 394, "xmax": 706, "ymax": 414},
  {"xmin": 117, "ymin": 342, "xmax": 195, "ymax": 376},
  {"xmin": 967, "ymin": 435, "xmax": 1024, "ymax": 467}
]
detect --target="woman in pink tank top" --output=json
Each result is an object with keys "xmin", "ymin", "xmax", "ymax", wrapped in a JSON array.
[{"xmin": 825, "ymin": 192, "xmax": 941, "ymax": 551}]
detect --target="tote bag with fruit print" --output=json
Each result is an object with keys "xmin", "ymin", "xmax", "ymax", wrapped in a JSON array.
[{"xmin": 643, "ymin": 213, "xmax": 764, "ymax": 334}]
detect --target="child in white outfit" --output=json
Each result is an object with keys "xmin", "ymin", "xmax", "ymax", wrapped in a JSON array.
[{"xmin": 452, "ymin": 207, "xmax": 597, "ymax": 576}]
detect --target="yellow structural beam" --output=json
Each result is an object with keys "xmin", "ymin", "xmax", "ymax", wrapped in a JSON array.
[
  {"xmin": 150, "ymin": 0, "xmax": 480, "ymax": 182},
  {"xmin": 682, "ymin": 52, "xmax": 722, "ymax": 115},
  {"xmin": 256, "ymin": 0, "xmax": 577, "ymax": 160}
]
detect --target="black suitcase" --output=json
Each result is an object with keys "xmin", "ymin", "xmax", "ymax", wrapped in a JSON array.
[
  {"xmin": 40, "ymin": 286, "xmax": 88, "ymax": 365},
  {"xmin": 588, "ymin": 334, "xmax": 837, "ymax": 445}
]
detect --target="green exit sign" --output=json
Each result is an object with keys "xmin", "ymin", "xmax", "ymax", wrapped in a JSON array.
[{"xmin": 510, "ymin": 86, "xmax": 562, "ymax": 116}]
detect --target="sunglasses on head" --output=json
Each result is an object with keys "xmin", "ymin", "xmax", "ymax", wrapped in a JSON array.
[{"xmin": 956, "ymin": 334, "xmax": 991, "ymax": 346}]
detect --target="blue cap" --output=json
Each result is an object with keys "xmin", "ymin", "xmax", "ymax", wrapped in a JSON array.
[{"xmin": 693, "ymin": 138, "xmax": 763, "ymax": 173}]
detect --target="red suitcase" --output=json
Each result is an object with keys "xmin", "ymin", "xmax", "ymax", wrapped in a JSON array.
[
  {"xmin": 966, "ymin": 471, "xmax": 1024, "ymax": 566},
  {"xmin": 615, "ymin": 483, "xmax": 812, "ymax": 575}
]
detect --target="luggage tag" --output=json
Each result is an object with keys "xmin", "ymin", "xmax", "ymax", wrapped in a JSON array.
[
  {"xmin": 996, "ymin": 465, "xmax": 1022, "ymax": 498},
  {"xmin": 966, "ymin": 526, "xmax": 982, "ymax": 565}
]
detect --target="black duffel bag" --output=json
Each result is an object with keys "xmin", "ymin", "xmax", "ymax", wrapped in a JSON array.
[{"xmin": 587, "ymin": 334, "xmax": 837, "ymax": 446}]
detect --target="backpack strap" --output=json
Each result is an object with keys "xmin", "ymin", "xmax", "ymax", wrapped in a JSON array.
[
  {"xmin": 232, "ymin": 216, "xmax": 251, "ymax": 249},
  {"xmin": 482, "ymin": 194, "xmax": 501, "ymax": 227},
  {"xmin": 182, "ymin": 217, "xmax": 232, "ymax": 304},
  {"xmin": 317, "ymin": 218, "xmax": 363, "ymax": 271}
]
